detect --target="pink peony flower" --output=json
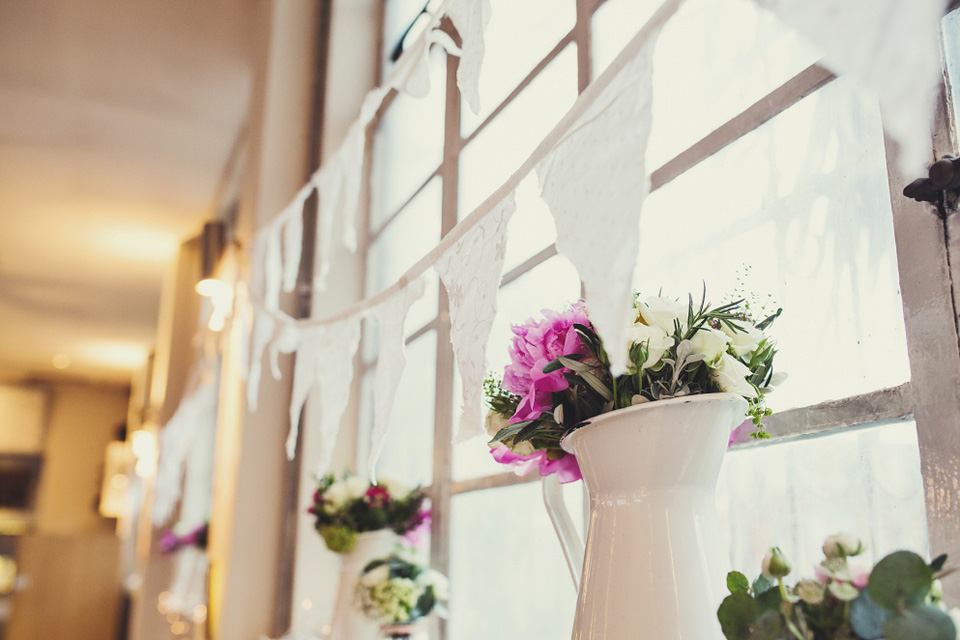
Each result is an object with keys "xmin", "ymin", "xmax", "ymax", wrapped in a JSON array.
[
  {"xmin": 490, "ymin": 444, "xmax": 582, "ymax": 484},
  {"xmin": 502, "ymin": 304, "xmax": 592, "ymax": 423}
]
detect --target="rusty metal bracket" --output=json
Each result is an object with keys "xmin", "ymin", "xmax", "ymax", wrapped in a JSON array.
[{"xmin": 903, "ymin": 155, "xmax": 960, "ymax": 219}]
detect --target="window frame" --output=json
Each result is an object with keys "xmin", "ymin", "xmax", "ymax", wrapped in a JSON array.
[{"xmin": 353, "ymin": 2, "xmax": 960, "ymax": 631}]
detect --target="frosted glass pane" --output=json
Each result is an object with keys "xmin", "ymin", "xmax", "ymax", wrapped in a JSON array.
[
  {"xmin": 357, "ymin": 333, "xmax": 437, "ymax": 486},
  {"xmin": 448, "ymin": 482, "xmax": 582, "ymax": 639},
  {"xmin": 459, "ymin": 45, "xmax": 578, "ymax": 217},
  {"xmin": 460, "ymin": 0, "xmax": 576, "ymax": 134},
  {"xmin": 372, "ymin": 49, "xmax": 446, "ymax": 226},
  {"xmin": 453, "ymin": 255, "xmax": 581, "ymax": 480},
  {"xmin": 502, "ymin": 173, "xmax": 558, "ymax": 273},
  {"xmin": 381, "ymin": 0, "xmax": 446, "ymax": 80},
  {"xmin": 717, "ymin": 420, "xmax": 928, "ymax": 580},
  {"xmin": 593, "ymin": 0, "xmax": 822, "ymax": 168},
  {"xmin": 367, "ymin": 178, "xmax": 441, "ymax": 334},
  {"xmin": 634, "ymin": 78, "xmax": 909, "ymax": 410}
]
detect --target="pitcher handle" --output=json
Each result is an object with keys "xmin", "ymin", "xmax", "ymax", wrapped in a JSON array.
[{"xmin": 541, "ymin": 474, "xmax": 584, "ymax": 589}]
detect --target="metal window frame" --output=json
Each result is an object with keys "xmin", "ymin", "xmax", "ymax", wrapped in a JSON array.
[{"xmin": 356, "ymin": 0, "xmax": 960, "ymax": 626}]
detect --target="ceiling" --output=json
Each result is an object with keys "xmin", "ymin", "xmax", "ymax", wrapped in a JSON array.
[{"xmin": 0, "ymin": 0, "xmax": 255, "ymax": 385}]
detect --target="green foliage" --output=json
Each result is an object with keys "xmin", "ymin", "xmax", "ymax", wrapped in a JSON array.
[
  {"xmin": 483, "ymin": 292, "xmax": 783, "ymax": 457},
  {"xmin": 308, "ymin": 473, "xmax": 428, "ymax": 554},
  {"xmin": 869, "ymin": 551, "xmax": 932, "ymax": 610},
  {"xmin": 728, "ymin": 571, "xmax": 751, "ymax": 594},
  {"xmin": 718, "ymin": 546, "xmax": 954, "ymax": 640}
]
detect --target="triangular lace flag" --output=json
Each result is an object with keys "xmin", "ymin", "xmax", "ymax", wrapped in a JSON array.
[
  {"xmin": 537, "ymin": 26, "xmax": 662, "ymax": 375},
  {"xmin": 445, "ymin": 0, "xmax": 491, "ymax": 114},
  {"xmin": 152, "ymin": 381, "xmax": 218, "ymax": 526},
  {"xmin": 263, "ymin": 226, "xmax": 283, "ymax": 311},
  {"xmin": 435, "ymin": 191, "xmax": 516, "ymax": 442},
  {"xmin": 760, "ymin": 0, "xmax": 945, "ymax": 173},
  {"xmin": 286, "ymin": 317, "xmax": 362, "ymax": 465},
  {"xmin": 368, "ymin": 278, "xmax": 426, "ymax": 481},
  {"xmin": 247, "ymin": 309, "xmax": 275, "ymax": 412}
]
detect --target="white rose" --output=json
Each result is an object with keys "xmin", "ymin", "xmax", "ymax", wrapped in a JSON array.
[
  {"xmin": 484, "ymin": 409, "xmax": 510, "ymax": 439},
  {"xmin": 324, "ymin": 481, "xmax": 351, "ymax": 508},
  {"xmin": 822, "ymin": 533, "xmax": 865, "ymax": 558},
  {"xmin": 722, "ymin": 323, "xmax": 768, "ymax": 360},
  {"xmin": 626, "ymin": 322, "xmax": 675, "ymax": 369},
  {"xmin": 345, "ymin": 475, "xmax": 369, "ymax": 500},
  {"xmin": 361, "ymin": 563, "xmax": 391, "ymax": 587},
  {"xmin": 710, "ymin": 353, "xmax": 758, "ymax": 398},
  {"xmin": 688, "ymin": 327, "xmax": 730, "ymax": 364},
  {"xmin": 637, "ymin": 296, "xmax": 687, "ymax": 333},
  {"xmin": 416, "ymin": 569, "xmax": 449, "ymax": 601},
  {"xmin": 376, "ymin": 476, "xmax": 410, "ymax": 498}
]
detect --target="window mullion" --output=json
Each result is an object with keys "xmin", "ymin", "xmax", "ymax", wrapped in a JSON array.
[
  {"xmin": 430, "ymin": 41, "xmax": 461, "ymax": 640},
  {"xmin": 885, "ymin": 126, "xmax": 960, "ymax": 598}
]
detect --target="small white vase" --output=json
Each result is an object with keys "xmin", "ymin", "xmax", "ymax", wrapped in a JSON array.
[
  {"xmin": 328, "ymin": 529, "xmax": 399, "ymax": 640},
  {"xmin": 546, "ymin": 393, "xmax": 747, "ymax": 640}
]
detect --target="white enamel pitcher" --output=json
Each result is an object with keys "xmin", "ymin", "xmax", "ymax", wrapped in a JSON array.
[
  {"xmin": 328, "ymin": 529, "xmax": 398, "ymax": 640},
  {"xmin": 542, "ymin": 393, "xmax": 747, "ymax": 640}
]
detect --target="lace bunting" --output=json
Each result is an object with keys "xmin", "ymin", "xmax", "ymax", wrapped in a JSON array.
[{"xmin": 435, "ymin": 192, "xmax": 516, "ymax": 442}]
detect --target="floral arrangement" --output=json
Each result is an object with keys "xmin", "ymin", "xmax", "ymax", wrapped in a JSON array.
[
  {"xmin": 718, "ymin": 534, "xmax": 959, "ymax": 640},
  {"xmin": 307, "ymin": 473, "xmax": 429, "ymax": 554},
  {"xmin": 158, "ymin": 522, "xmax": 208, "ymax": 555},
  {"xmin": 484, "ymin": 291, "xmax": 782, "ymax": 483},
  {"xmin": 355, "ymin": 553, "xmax": 448, "ymax": 637}
]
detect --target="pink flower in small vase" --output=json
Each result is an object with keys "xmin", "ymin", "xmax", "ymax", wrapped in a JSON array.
[
  {"xmin": 404, "ymin": 507, "xmax": 431, "ymax": 550},
  {"xmin": 365, "ymin": 485, "xmax": 391, "ymax": 508},
  {"xmin": 502, "ymin": 304, "xmax": 592, "ymax": 423}
]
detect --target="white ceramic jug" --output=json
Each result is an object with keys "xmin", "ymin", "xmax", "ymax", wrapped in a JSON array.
[
  {"xmin": 328, "ymin": 529, "xmax": 399, "ymax": 640},
  {"xmin": 543, "ymin": 393, "xmax": 747, "ymax": 640}
]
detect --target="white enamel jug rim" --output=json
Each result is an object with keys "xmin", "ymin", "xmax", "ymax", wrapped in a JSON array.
[{"xmin": 559, "ymin": 391, "xmax": 747, "ymax": 455}]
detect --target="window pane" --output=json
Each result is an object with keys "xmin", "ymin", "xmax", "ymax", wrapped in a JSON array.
[
  {"xmin": 372, "ymin": 50, "xmax": 446, "ymax": 227},
  {"xmin": 717, "ymin": 420, "xmax": 928, "ymax": 578},
  {"xmin": 453, "ymin": 255, "xmax": 581, "ymax": 481},
  {"xmin": 941, "ymin": 10, "xmax": 960, "ymax": 138},
  {"xmin": 357, "ymin": 332, "xmax": 437, "ymax": 486},
  {"xmin": 593, "ymin": 0, "xmax": 822, "ymax": 168},
  {"xmin": 367, "ymin": 177, "xmax": 441, "ymax": 334},
  {"xmin": 502, "ymin": 173, "xmax": 558, "ymax": 273},
  {"xmin": 460, "ymin": 0, "xmax": 576, "ymax": 135},
  {"xmin": 459, "ymin": 45, "xmax": 578, "ymax": 217},
  {"xmin": 381, "ymin": 0, "xmax": 446, "ymax": 83},
  {"xmin": 448, "ymin": 482, "xmax": 582, "ymax": 639},
  {"xmin": 634, "ymin": 78, "xmax": 910, "ymax": 410}
]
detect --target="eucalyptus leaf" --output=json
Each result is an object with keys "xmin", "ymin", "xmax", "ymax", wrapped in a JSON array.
[
  {"xmin": 747, "ymin": 610, "xmax": 784, "ymax": 640},
  {"xmin": 850, "ymin": 590, "xmax": 890, "ymax": 640},
  {"xmin": 728, "ymin": 571, "xmax": 751, "ymax": 594},
  {"xmin": 869, "ymin": 551, "xmax": 933, "ymax": 610},
  {"xmin": 883, "ymin": 605, "xmax": 957, "ymax": 640},
  {"xmin": 752, "ymin": 574, "xmax": 776, "ymax": 596},
  {"xmin": 718, "ymin": 591, "xmax": 760, "ymax": 640}
]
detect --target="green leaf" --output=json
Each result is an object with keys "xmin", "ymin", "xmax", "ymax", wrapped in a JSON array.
[
  {"xmin": 491, "ymin": 422, "xmax": 530, "ymax": 442},
  {"xmin": 579, "ymin": 370, "xmax": 614, "ymax": 401},
  {"xmin": 930, "ymin": 554, "xmax": 948, "ymax": 573},
  {"xmin": 869, "ymin": 550, "xmax": 933, "ymax": 610},
  {"xmin": 728, "ymin": 571, "xmax": 751, "ymax": 594},
  {"xmin": 747, "ymin": 610, "xmax": 784, "ymax": 640},
  {"xmin": 850, "ymin": 590, "xmax": 890, "ymax": 640},
  {"xmin": 884, "ymin": 605, "xmax": 957, "ymax": 640},
  {"xmin": 754, "ymin": 584, "xmax": 782, "ymax": 614},
  {"xmin": 751, "ymin": 574, "xmax": 776, "ymax": 596},
  {"xmin": 717, "ymin": 591, "xmax": 759, "ymax": 640}
]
